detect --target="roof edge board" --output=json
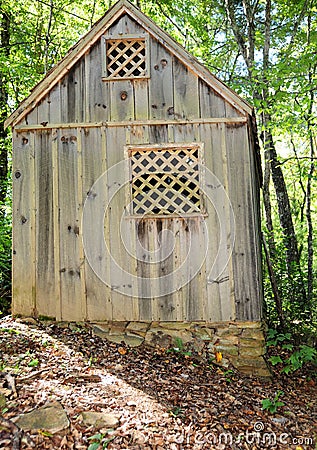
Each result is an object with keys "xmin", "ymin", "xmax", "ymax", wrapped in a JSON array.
[
  {"xmin": 5, "ymin": 0, "xmax": 252, "ymax": 128},
  {"xmin": 5, "ymin": 1, "xmax": 129, "ymax": 129},
  {"xmin": 124, "ymin": 6, "xmax": 252, "ymax": 115}
]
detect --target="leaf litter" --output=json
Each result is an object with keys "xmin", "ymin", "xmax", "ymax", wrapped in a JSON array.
[{"xmin": 0, "ymin": 316, "xmax": 316, "ymax": 449}]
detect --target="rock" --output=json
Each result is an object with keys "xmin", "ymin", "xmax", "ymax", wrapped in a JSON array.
[
  {"xmin": 92, "ymin": 324, "xmax": 110, "ymax": 338},
  {"xmin": 210, "ymin": 345, "xmax": 239, "ymax": 356},
  {"xmin": 231, "ymin": 356, "xmax": 271, "ymax": 377},
  {"xmin": 124, "ymin": 334, "xmax": 144, "ymax": 347},
  {"xmin": 233, "ymin": 321, "xmax": 262, "ymax": 329},
  {"xmin": 106, "ymin": 334, "xmax": 124, "ymax": 344},
  {"xmin": 56, "ymin": 322, "xmax": 69, "ymax": 329},
  {"xmin": 159, "ymin": 328, "xmax": 193, "ymax": 344},
  {"xmin": 239, "ymin": 337, "xmax": 265, "ymax": 347},
  {"xmin": 218, "ymin": 336, "xmax": 239, "ymax": 345},
  {"xmin": 188, "ymin": 338, "xmax": 205, "ymax": 354},
  {"xmin": 126, "ymin": 322, "xmax": 150, "ymax": 336},
  {"xmin": 79, "ymin": 411, "xmax": 120, "ymax": 429},
  {"xmin": 191, "ymin": 327, "xmax": 212, "ymax": 341},
  {"xmin": 14, "ymin": 401, "xmax": 69, "ymax": 433},
  {"xmin": 239, "ymin": 346, "xmax": 264, "ymax": 358},
  {"xmin": 272, "ymin": 416, "xmax": 288, "ymax": 425},
  {"xmin": 15, "ymin": 317, "xmax": 38, "ymax": 325},
  {"xmin": 241, "ymin": 328, "xmax": 265, "ymax": 340},
  {"xmin": 159, "ymin": 322, "xmax": 190, "ymax": 330},
  {"xmin": 145, "ymin": 330, "xmax": 172, "ymax": 348},
  {"xmin": 109, "ymin": 322, "xmax": 128, "ymax": 334},
  {"xmin": 216, "ymin": 327, "xmax": 241, "ymax": 337}
]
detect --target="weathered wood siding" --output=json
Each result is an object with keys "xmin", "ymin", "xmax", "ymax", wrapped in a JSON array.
[{"xmin": 12, "ymin": 12, "xmax": 262, "ymax": 322}]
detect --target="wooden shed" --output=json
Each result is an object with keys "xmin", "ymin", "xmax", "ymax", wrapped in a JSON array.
[{"xmin": 6, "ymin": 0, "xmax": 267, "ymax": 374}]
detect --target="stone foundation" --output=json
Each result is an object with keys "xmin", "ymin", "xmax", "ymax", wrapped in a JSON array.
[{"xmin": 90, "ymin": 320, "xmax": 271, "ymax": 377}]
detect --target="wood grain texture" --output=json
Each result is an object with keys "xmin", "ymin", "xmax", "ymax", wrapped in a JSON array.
[
  {"xmin": 10, "ymin": 6, "xmax": 262, "ymax": 324},
  {"xmin": 12, "ymin": 132, "xmax": 36, "ymax": 316},
  {"xmin": 35, "ymin": 130, "xmax": 56, "ymax": 318},
  {"xmin": 226, "ymin": 124, "xmax": 262, "ymax": 321},
  {"xmin": 58, "ymin": 129, "xmax": 82, "ymax": 321}
]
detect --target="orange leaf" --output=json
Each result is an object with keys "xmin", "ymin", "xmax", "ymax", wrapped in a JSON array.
[
  {"xmin": 118, "ymin": 347, "xmax": 127, "ymax": 355},
  {"xmin": 215, "ymin": 351, "xmax": 222, "ymax": 363}
]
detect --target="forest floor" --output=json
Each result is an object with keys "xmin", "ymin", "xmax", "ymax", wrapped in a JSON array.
[{"xmin": 0, "ymin": 316, "xmax": 316, "ymax": 450}]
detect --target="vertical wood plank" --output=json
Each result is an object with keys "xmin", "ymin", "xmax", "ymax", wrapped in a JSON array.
[
  {"xmin": 60, "ymin": 74, "xmax": 69, "ymax": 123},
  {"xmin": 199, "ymin": 79, "xmax": 226, "ymax": 118},
  {"xmin": 88, "ymin": 42, "xmax": 109, "ymax": 122},
  {"xmin": 226, "ymin": 123, "xmax": 261, "ymax": 320},
  {"xmin": 149, "ymin": 37, "xmax": 174, "ymax": 120},
  {"xmin": 205, "ymin": 124, "xmax": 234, "ymax": 321},
  {"xmin": 52, "ymin": 129, "xmax": 61, "ymax": 320},
  {"xmin": 76, "ymin": 128, "xmax": 87, "ymax": 320},
  {"xmin": 106, "ymin": 126, "xmax": 135, "ymax": 320},
  {"xmin": 136, "ymin": 219, "xmax": 152, "ymax": 320},
  {"xmin": 82, "ymin": 127, "xmax": 113, "ymax": 321},
  {"xmin": 109, "ymin": 80, "xmax": 134, "ymax": 122},
  {"xmin": 174, "ymin": 58, "xmax": 199, "ymax": 119},
  {"xmin": 49, "ymin": 84, "xmax": 61, "ymax": 123},
  {"xmin": 84, "ymin": 53, "xmax": 90, "ymax": 123},
  {"xmin": 35, "ymin": 130, "xmax": 56, "ymax": 318},
  {"xmin": 25, "ymin": 108, "xmax": 38, "ymax": 125},
  {"xmin": 12, "ymin": 131, "xmax": 36, "ymax": 316},
  {"xmin": 154, "ymin": 218, "xmax": 178, "ymax": 321},
  {"xmin": 58, "ymin": 129, "xmax": 82, "ymax": 321},
  {"xmin": 36, "ymin": 98, "xmax": 50, "ymax": 125},
  {"xmin": 200, "ymin": 124, "xmax": 222, "ymax": 321},
  {"xmin": 219, "ymin": 123, "xmax": 235, "ymax": 320}
]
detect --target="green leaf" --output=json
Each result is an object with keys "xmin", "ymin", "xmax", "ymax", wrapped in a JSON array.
[
  {"xmin": 269, "ymin": 355, "xmax": 283, "ymax": 365},
  {"xmin": 88, "ymin": 443, "xmax": 101, "ymax": 450},
  {"xmin": 282, "ymin": 343, "xmax": 294, "ymax": 351},
  {"xmin": 88, "ymin": 434, "xmax": 103, "ymax": 441},
  {"xmin": 275, "ymin": 401, "xmax": 285, "ymax": 407},
  {"xmin": 261, "ymin": 399, "xmax": 273, "ymax": 410},
  {"xmin": 28, "ymin": 359, "xmax": 39, "ymax": 367}
]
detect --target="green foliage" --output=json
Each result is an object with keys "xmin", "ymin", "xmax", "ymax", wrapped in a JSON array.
[
  {"xmin": 266, "ymin": 329, "xmax": 293, "ymax": 350},
  {"xmin": 0, "ymin": 176, "xmax": 12, "ymax": 317},
  {"xmin": 266, "ymin": 329, "xmax": 317, "ymax": 374},
  {"xmin": 166, "ymin": 337, "xmax": 192, "ymax": 357},
  {"xmin": 282, "ymin": 345, "xmax": 317, "ymax": 374},
  {"xmin": 87, "ymin": 431, "xmax": 115, "ymax": 449},
  {"xmin": 28, "ymin": 358, "xmax": 39, "ymax": 367},
  {"xmin": 169, "ymin": 405, "xmax": 185, "ymax": 418},
  {"xmin": 262, "ymin": 391, "xmax": 285, "ymax": 414}
]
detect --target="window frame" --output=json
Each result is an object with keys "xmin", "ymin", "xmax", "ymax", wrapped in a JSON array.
[
  {"xmin": 125, "ymin": 143, "xmax": 206, "ymax": 219},
  {"xmin": 102, "ymin": 34, "xmax": 150, "ymax": 81}
]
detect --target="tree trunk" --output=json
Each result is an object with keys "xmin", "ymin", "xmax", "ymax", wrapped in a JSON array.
[
  {"xmin": 262, "ymin": 234, "xmax": 285, "ymax": 329},
  {"xmin": 305, "ymin": 7, "xmax": 315, "ymax": 306},
  {"xmin": 0, "ymin": 3, "xmax": 10, "ymax": 205}
]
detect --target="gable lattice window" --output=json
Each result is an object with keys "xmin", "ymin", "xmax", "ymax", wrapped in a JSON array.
[
  {"xmin": 102, "ymin": 35, "xmax": 149, "ymax": 80},
  {"xmin": 127, "ymin": 144, "xmax": 203, "ymax": 216}
]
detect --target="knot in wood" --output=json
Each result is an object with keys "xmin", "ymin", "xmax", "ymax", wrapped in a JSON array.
[{"xmin": 120, "ymin": 91, "xmax": 128, "ymax": 101}]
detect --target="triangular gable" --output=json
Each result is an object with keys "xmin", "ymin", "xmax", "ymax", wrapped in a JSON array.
[{"xmin": 5, "ymin": 0, "xmax": 253, "ymax": 128}]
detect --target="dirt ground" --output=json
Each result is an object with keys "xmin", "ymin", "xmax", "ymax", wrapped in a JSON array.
[{"xmin": 0, "ymin": 316, "xmax": 316, "ymax": 449}]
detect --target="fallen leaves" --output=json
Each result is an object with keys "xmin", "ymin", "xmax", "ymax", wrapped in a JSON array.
[
  {"xmin": 0, "ymin": 317, "xmax": 316, "ymax": 449},
  {"xmin": 117, "ymin": 347, "xmax": 127, "ymax": 356}
]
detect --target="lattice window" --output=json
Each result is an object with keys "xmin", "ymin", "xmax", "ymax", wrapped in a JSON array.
[
  {"xmin": 103, "ymin": 35, "xmax": 148, "ymax": 80},
  {"xmin": 128, "ymin": 144, "xmax": 203, "ymax": 216}
]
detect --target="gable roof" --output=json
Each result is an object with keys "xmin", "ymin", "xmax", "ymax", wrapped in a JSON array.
[{"xmin": 5, "ymin": 0, "xmax": 253, "ymax": 128}]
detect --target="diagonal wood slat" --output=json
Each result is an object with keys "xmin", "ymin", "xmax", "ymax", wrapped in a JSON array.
[
  {"xmin": 130, "ymin": 146, "xmax": 201, "ymax": 215},
  {"xmin": 106, "ymin": 38, "xmax": 147, "ymax": 79}
]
